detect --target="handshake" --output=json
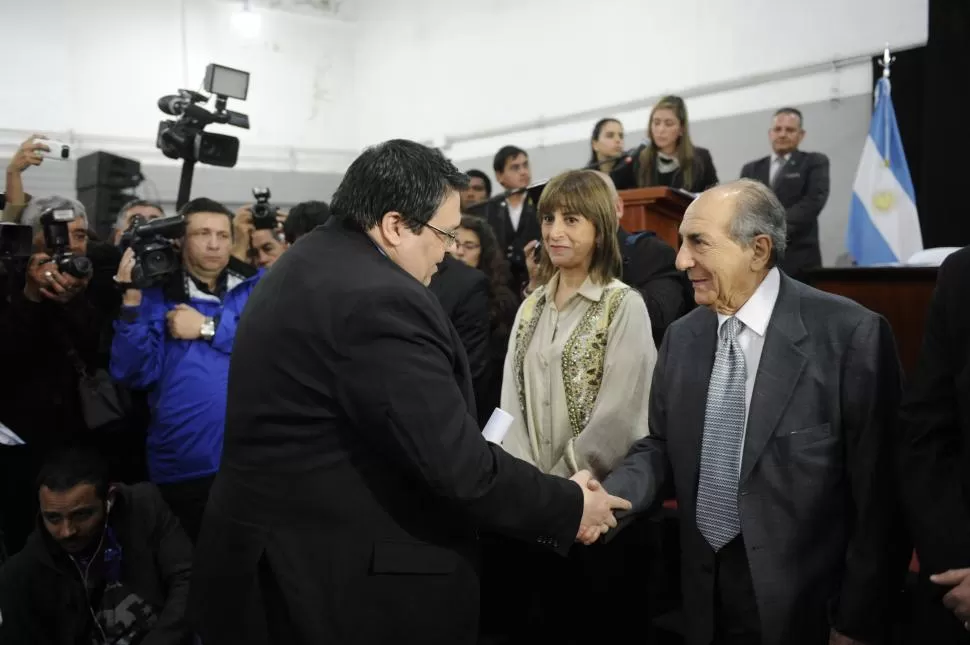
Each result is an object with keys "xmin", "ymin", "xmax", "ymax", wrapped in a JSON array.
[{"xmin": 570, "ymin": 470, "xmax": 632, "ymax": 546}]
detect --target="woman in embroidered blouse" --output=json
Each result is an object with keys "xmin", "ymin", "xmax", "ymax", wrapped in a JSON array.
[{"xmin": 499, "ymin": 169, "xmax": 657, "ymax": 481}]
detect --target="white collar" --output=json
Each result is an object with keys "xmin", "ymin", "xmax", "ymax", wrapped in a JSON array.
[
  {"xmin": 773, "ymin": 152, "xmax": 791, "ymax": 164},
  {"xmin": 716, "ymin": 267, "xmax": 780, "ymax": 337}
]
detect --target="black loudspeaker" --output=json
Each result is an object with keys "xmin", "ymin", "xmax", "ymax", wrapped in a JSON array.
[
  {"xmin": 77, "ymin": 186, "xmax": 133, "ymax": 241},
  {"xmin": 75, "ymin": 152, "xmax": 143, "ymax": 242},
  {"xmin": 75, "ymin": 151, "xmax": 142, "ymax": 190}
]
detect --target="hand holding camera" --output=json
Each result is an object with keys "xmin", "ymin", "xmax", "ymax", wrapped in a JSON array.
[
  {"xmin": 8, "ymin": 135, "xmax": 50, "ymax": 174},
  {"xmin": 24, "ymin": 253, "xmax": 89, "ymax": 304}
]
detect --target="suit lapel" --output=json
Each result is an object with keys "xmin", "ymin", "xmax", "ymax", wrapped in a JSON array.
[
  {"xmin": 682, "ymin": 310, "xmax": 718, "ymax": 502},
  {"xmin": 758, "ymin": 157, "xmax": 772, "ymax": 186},
  {"xmin": 740, "ymin": 274, "xmax": 808, "ymax": 484}
]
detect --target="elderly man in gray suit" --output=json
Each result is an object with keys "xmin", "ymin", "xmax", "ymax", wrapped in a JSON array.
[{"xmin": 596, "ymin": 179, "xmax": 903, "ymax": 645}]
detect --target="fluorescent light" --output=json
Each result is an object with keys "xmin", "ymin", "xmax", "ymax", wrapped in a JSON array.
[{"xmin": 231, "ymin": 5, "xmax": 262, "ymax": 38}]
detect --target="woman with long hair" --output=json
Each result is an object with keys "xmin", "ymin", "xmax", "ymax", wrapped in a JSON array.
[
  {"xmin": 612, "ymin": 95, "xmax": 718, "ymax": 193},
  {"xmin": 450, "ymin": 214, "xmax": 519, "ymax": 415},
  {"xmin": 587, "ymin": 118, "xmax": 625, "ymax": 173}
]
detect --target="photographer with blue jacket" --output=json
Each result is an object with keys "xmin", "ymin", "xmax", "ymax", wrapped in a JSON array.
[{"xmin": 110, "ymin": 198, "xmax": 262, "ymax": 542}]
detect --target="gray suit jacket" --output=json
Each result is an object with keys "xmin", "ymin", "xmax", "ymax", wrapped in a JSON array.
[
  {"xmin": 604, "ymin": 273, "xmax": 902, "ymax": 645},
  {"xmin": 740, "ymin": 150, "xmax": 830, "ymax": 277}
]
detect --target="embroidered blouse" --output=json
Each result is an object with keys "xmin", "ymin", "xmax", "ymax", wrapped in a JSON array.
[{"xmin": 499, "ymin": 273, "xmax": 657, "ymax": 480}]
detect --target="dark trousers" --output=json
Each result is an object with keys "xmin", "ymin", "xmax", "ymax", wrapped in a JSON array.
[
  {"xmin": 158, "ymin": 475, "xmax": 215, "ymax": 543},
  {"xmin": 713, "ymin": 536, "xmax": 762, "ymax": 645},
  {"xmin": 480, "ymin": 516, "xmax": 660, "ymax": 645}
]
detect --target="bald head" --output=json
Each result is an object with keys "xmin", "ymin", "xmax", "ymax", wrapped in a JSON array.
[{"xmin": 676, "ymin": 180, "xmax": 786, "ymax": 314}]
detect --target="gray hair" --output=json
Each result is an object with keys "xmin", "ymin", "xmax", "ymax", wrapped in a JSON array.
[
  {"xmin": 112, "ymin": 198, "xmax": 165, "ymax": 235},
  {"xmin": 726, "ymin": 179, "xmax": 787, "ymax": 265},
  {"xmin": 21, "ymin": 196, "xmax": 88, "ymax": 235}
]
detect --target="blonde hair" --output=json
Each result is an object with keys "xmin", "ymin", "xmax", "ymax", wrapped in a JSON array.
[
  {"xmin": 638, "ymin": 95, "xmax": 697, "ymax": 189},
  {"xmin": 535, "ymin": 170, "xmax": 622, "ymax": 286}
]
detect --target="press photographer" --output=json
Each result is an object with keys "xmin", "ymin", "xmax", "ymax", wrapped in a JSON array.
[
  {"xmin": 110, "ymin": 197, "xmax": 262, "ymax": 541},
  {"xmin": 230, "ymin": 188, "xmax": 288, "ymax": 269},
  {"xmin": 0, "ymin": 197, "xmax": 125, "ymax": 556}
]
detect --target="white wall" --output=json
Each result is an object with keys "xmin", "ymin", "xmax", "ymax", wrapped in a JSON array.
[
  {"xmin": 352, "ymin": 0, "xmax": 928, "ymax": 155},
  {"xmin": 0, "ymin": 0, "xmax": 359, "ymax": 173}
]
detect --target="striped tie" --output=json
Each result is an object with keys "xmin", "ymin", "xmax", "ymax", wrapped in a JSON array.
[{"xmin": 696, "ymin": 316, "xmax": 747, "ymax": 551}]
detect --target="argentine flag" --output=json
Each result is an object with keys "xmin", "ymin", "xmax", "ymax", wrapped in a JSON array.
[{"xmin": 847, "ymin": 77, "xmax": 923, "ymax": 265}]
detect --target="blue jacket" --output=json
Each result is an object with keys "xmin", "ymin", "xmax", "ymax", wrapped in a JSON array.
[{"xmin": 110, "ymin": 268, "xmax": 262, "ymax": 484}]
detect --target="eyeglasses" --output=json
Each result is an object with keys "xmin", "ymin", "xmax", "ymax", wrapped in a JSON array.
[{"xmin": 423, "ymin": 222, "xmax": 459, "ymax": 248}]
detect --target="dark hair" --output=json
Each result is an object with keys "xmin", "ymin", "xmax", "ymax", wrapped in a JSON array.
[
  {"xmin": 459, "ymin": 215, "xmax": 518, "ymax": 335},
  {"xmin": 774, "ymin": 107, "xmax": 804, "ymax": 128},
  {"xmin": 330, "ymin": 139, "xmax": 468, "ymax": 232},
  {"xmin": 36, "ymin": 446, "xmax": 109, "ymax": 501},
  {"xmin": 492, "ymin": 146, "xmax": 527, "ymax": 174},
  {"xmin": 465, "ymin": 169, "xmax": 492, "ymax": 197},
  {"xmin": 283, "ymin": 200, "xmax": 331, "ymax": 244},
  {"xmin": 178, "ymin": 197, "xmax": 234, "ymax": 226},
  {"xmin": 588, "ymin": 118, "xmax": 622, "ymax": 167}
]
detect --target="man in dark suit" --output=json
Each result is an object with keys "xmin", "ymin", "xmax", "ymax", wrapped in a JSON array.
[
  {"xmin": 188, "ymin": 139, "xmax": 630, "ymax": 645},
  {"xmin": 740, "ymin": 107, "xmax": 830, "ymax": 278},
  {"xmin": 898, "ymin": 246, "xmax": 970, "ymax": 641},
  {"xmin": 599, "ymin": 179, "xmax": 903, "ymax": 645},
  {"xmin": 476, "ymin": 145, "xmax": 540, "ymax": 291},
  {"xmin": 429, "ymin": 254, "xmax": 492, "ymax": 426}
]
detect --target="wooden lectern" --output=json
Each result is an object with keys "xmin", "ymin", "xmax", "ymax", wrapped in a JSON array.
[{"xmin": 618, "ymin": 187, "xmax": 695, "ymax": 249}]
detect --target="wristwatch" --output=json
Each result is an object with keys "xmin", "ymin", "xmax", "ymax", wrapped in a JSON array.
[{"xmin": 200, "ymin": 316, "xmax": 216, "ymax": 341}]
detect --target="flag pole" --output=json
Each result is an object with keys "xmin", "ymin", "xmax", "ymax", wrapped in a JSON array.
[{"xmin": 877, "ymin": 44, "xmax": 895, "ymax": 166}]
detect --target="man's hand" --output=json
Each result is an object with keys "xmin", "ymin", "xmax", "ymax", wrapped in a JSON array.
[
  {"xmin": 571, "ymin": 470, "xmax": 631, "ymax": 545},
  {"xmin": 232, "ymin": 205, "xmax": 255, "ymax": 263},
  {"xmin": 523, "ymin": 240, "xmax": 540, "ymax": 295},
  {"xmin": 23, "ymin": 253, "xmax": 88, "ymax": 304},
  {"xmin": 166, "ymin": 304, "xmax": 206, "ymax": 340},
  {"xmin": 7, "ymin": 134, "xmax": 48, "ymax": 174},
  {"xmin": 828, "ymin": 628, "xmax": 867, "ymax": 644},
  {"xmin": 115, "ymin": 247, "xmax": 143, "ymax": 307},
  {"xmin": 931, "ymin": 568, "xmax": 970, "ymax": 629}
]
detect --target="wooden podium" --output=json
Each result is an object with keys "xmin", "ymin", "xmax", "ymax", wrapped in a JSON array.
[{"xmin": 618, "ymin": 187, "xmax": 695, "ymax": 249}]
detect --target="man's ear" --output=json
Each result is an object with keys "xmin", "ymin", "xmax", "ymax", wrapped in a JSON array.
[
  {"xmin": 749, "ymin": 234, "xmax": 773, "ymax": 271},
  {"xmin": 378, "ymin": 212, "xmax": 406, "ymax": 247}
]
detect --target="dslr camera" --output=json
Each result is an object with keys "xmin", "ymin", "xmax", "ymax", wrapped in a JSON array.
[
  {"xmin": 251, "ymin": 187, "xmax": 279, "ymax": 230},
  {"xmin": 119, "ymin": 215, "xmax": 186, "ymax": 289},
  {"xmin": 40, "ymin": 205, "xmax": 92, "ymax": 279}
]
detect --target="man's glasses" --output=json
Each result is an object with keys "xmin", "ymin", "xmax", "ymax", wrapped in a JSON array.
[{"xmin": 423, "ymin": 223, "xmax": 459, "ymax": 248}]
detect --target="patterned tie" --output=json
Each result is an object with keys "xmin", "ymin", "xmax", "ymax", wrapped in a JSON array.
[{"xmin": 696, "ymin": 316, "xmax": 747, "ymax": 551}]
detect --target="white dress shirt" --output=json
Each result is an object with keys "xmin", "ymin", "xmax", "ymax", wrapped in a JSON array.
[
  {"xmin": 507, "ymin": 198, "xmax": 525, "ymax": 231},
  {"xmin": 715, "ymin": 267, "xmax": 781, "ymax": 457}
]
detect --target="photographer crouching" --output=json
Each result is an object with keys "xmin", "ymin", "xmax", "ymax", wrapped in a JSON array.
[
  {"xmin": 110, "ymin": 197, "xmax": 262, "ymax": 542},
  {"xmin": 0, "ymin": 197, "xmax": 125, "ymax": 556}
]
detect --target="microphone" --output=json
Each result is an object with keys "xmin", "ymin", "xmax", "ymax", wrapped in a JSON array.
[{"xmin": 587, "ymin": 140, "xmax": 650, "ymax": 172}]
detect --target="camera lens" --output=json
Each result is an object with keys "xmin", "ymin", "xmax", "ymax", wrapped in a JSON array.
[
  {"xmin": 61, "ymin": 256, "xmax": 93, "ymax": 279},
  {"xmin": 144, "ymin": 249, "xmax": 176, "ymax": 276}
]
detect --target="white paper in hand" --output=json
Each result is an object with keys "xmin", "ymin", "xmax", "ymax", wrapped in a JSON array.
[
  {"xmin": 482, "ymin": 408, "xmax": 514, "ymax": 444},
  {"xmin": 0, "ymin": 420, "xmax": 25, "ymax": 446}
]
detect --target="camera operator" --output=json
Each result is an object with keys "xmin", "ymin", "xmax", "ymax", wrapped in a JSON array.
[
  {"xmin": 0, "ymin": 196, "xmax": 125, "ymax": 556},
  {"xmin": 230, "ymin": 190, "xmax": 289, "ymax": 269},
  {"xmin": 110, "ymin": 197, "xmax": 262, "ymax": 542},
  {"xmin": 112, "ymin": 199, "xmax": 165, "ymax": 246}
]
